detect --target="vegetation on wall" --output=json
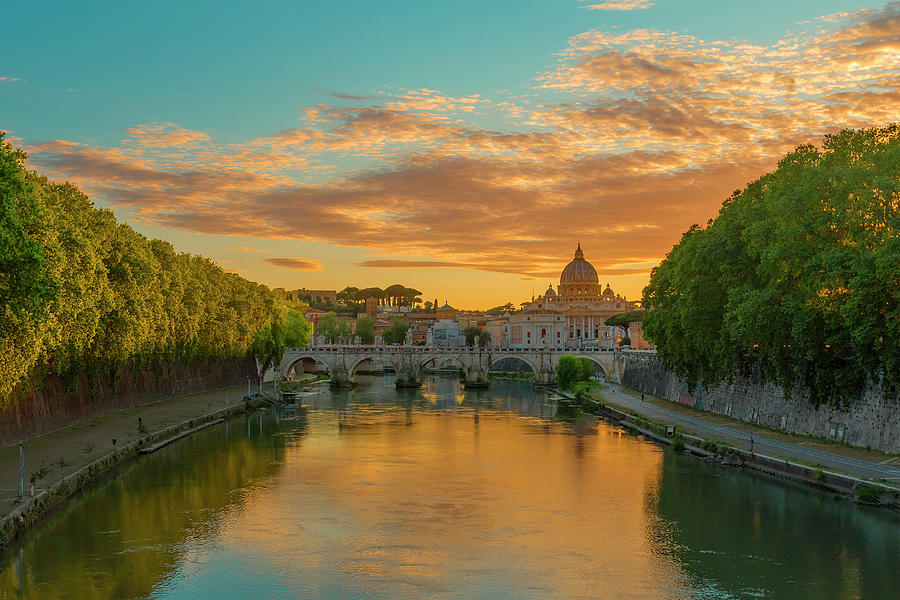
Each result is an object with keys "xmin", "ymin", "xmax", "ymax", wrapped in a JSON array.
[
  {"xmin": 642, "ymin": 125, "xmax": 900, "ymax": 406},
  {"xmin": 0, "ymin": 134, "xmax": 299, "ymax": 404}
]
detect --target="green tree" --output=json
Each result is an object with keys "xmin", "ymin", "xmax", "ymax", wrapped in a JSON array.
[
  {"xmin": 317, "ymin": 311, "xmax": 343, "ymax": 343},
  {"xmin": 463, "ymin": 326, "xmax": 482, "ymax": 347},
  {"xmin": 555, "ymin": 355, "xmax": 580, "ymax": 390},
  {"xmin": 356, "ymin": 287, "xmax": 384, "ymax": 306},
  {"xmin": 355, "ymin": 316, "xmax": 375, "ymax": 344},
  {"xmin": 337, "ymin": 286, "xmax": 359, "ymax": 306},
  {"xmin": 605, "ymin": 310, "xmax": 645, "ymax": 328},
  {"xmin": 478, "ymin": 329, "xmax": 492, "ymax": 348},
  {"xmin": 0, "ymin": 134, "xmax": 287, "ymax": 402},
  {"xmin": 382, "ymin": 317, "xmax": 409, "ymax": 345},
  {"xmin": 486, "ymin": 302, "xmax": 514, "ymax": 316},
  {"xmin": 642, "ymin": 125, "xmax": 900, "ymax": 406},
  {"xmin": 284, "ymin": 310, "xmax": 311, "ymax": 348}
]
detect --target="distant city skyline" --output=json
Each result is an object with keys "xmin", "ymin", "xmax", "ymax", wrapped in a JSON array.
[{"xmin": 3, "ymin": 0, "xmax": 899, "ymax": 308}]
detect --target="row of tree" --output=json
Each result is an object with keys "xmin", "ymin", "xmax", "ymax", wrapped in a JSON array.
[
  {"xmin": 336, "ymin": 285, "xmax": 424, "ymax": 309},
  {"xmin": 0, "ymin": 134, "xmax": 301, "ymax": 403},
  {"xmin": 642, "ymin": 125, "xmax": 900, "ymax": 405}
]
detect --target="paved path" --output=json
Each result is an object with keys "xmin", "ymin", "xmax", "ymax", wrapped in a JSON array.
[
  {"xmin": 599, "ymin": 386, "xmax": 900, "ymax": 484},
  {"xmin": 0, "ymin": 383, "xmax": 256, "ymax": 517}
]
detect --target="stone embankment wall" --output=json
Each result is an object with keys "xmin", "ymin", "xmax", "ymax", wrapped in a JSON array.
[
  {"xmin": 0, "ymin": 357, "xmax": 257, "ymax": 448},
  {"xmin": 620, "ymin": 351, "xmax": 900, "ymax": 454},
  {"xmin": 0, "ymin": 396, "xmax": 267, "ymax": 550}
]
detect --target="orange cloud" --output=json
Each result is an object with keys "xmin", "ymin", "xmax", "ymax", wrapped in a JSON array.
[
  {"xmin": 18, "ymin": 3, "xmax": 900, "ymax": 297},
  {"xmin": 263, "ymin": 258, "xmax": 323, "ymax": 271},
  {"xmin": 125, "ymin": 122, "xmax": 211, "ymax": 147}
]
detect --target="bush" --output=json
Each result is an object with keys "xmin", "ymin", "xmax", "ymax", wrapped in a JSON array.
[{"xmin": 855, "ymin": 486, "xmax": 879, "ymax": 504}]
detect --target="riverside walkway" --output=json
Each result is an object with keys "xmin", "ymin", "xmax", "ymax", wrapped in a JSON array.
[
  {"xmin": 0, "ymin": 383, "xmax": 258, "ymax": 520},
  {"xmin": 599, "ymin": 386, "xmax": 900, "ymax": 484}
]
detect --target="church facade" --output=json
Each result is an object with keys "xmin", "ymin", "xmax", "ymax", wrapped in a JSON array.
[{"xmin": 501, "ymin": 244, "xmax": 638, "ymax": 348}]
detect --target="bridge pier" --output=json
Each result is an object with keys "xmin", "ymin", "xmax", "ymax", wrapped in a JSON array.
[
  {"xmin": 329, "ymin": 364, "xmax": 354, "ymax": 388},
  {"xmin": 394, "ymin": 350, "xmax": 422, "ymax": 389},
  {"xmin": 462, "ymin": 351, "xmax": 492, "ymax": 389},
  {"xmin": 534, "ymin": 368, "xmax": 556, "ymax": 388}
]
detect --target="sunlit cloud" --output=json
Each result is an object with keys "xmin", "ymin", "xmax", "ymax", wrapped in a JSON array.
[
  {"xmin": 125, "ymin": 122, "xmax": 211, "ymax": 147},
  {"xmin": 263, "ymin": 257, "xmax": 323, "ymax": 271},
  {"xmin": 232, "ymin": 246, "xmax": 267, "ymax": 253},
  {"xmin": 358, "ymin": 260, "xmax": 477, "ymax": 269},
  {"xmin": 581, "ymin": 0, "xmax": 654, "ymax": 10},
  {"xmin": 17, "ymin": 2, "xmax": 900, "ymax": 296}
]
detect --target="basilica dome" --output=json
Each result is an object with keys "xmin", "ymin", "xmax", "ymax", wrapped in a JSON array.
[
  {"xmin": 558, "ymin": 243, "xmax": 601, "ymax": 300},
  {"xmin": 560, "ymin": 243, "xmax": 599, "ymax": 283}
]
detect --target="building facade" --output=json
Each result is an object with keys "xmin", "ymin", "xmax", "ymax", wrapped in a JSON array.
[{"xmin": 508, "ymin": 244, "xmax": 639, "ymax": 348}]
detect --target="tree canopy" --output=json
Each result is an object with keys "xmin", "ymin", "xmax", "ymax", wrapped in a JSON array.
[
  {"xmin": 251, "ymin": 310, "xmax": 311, "ymax": 376},
  {"xmin": 462, "ymin": 326, "xmax": 491, "ymax": 347},
  {"xmin": 355, "ymin": 315, "xmax": 375, "ymax": 344},
  {"xmin": 0, "ymin": 134, "xmax": 299, "ymax": 403},
  {"xmin": 642, "ymin": 125, "xmax": 900, "ymax": 406},
  {"xmin": 318, "ymin": 311, "xmax": 351, "ymax": 343},
  {"xmin": 486, "ymin": 302, "xmax": 515, "ymax": 315},
  {"xmin": 381, "ymin": 317, "xmax": 409, "ymax": 345},
  {"xmin": 555, "ymin": 355, "xmax": 595, "ymax": 390},
  {"xmin": 605, "ymin": 310, "xmax": 645, "ymax": 328}
]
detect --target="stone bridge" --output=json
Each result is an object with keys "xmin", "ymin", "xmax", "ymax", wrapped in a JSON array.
[{"xmin": 279, "ymin": 346, "xmax": 627, "ymax": 388}]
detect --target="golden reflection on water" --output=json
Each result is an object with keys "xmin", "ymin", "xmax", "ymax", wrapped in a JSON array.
[
  {"xmin": 210, "ymin": 400, "xmax": 682, "ymax": 599},
  {"xmin": 3, "ymin": 377, "xmax": 898, "ymax": 599}
]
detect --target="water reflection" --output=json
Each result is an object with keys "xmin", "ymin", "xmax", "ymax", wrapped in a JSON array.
[
  {"xmin": 0, "ymin": 413, "xmax": 299, "ymax": 599},
  {"xmin": 1, "ymin": 375, "xmax": 897, "ymax": 600},
  {"xmin": 650, "ymin": 451, "xmax": 900, "ymax": 599}
]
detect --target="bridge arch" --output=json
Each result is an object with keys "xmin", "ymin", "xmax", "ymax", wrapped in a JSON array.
[
  {"xmin": 348, "ymin": 355, "xmax": 382, "ymax": 381},
  {"xmin": 488, "ymin": 354, "xmax": 540, "ymax": 377},
  {"xmin": 414, "ymin": 354, "xmax": 468, "ymax": 382},
  {"xmin": 572, "ymin": 354, "xmax": 613, "ymax": 382},
  {"xmin": 284, "ymin": 355, "xmax": 330, "ymax": 379}
]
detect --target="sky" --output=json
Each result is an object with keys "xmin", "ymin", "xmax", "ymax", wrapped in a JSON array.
[{"xmin": 2, "ymin": 0, "xmax": 899, "ymax": 309}]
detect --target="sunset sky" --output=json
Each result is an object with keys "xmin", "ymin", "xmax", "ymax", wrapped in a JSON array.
[{"xmin": 3, "ymin": 0, "xmax": 899, "ymax": 309}]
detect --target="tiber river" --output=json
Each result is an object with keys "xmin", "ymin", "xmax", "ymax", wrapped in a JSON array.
[{"xmin": 1, "ymin": 375, "xmax": 898, "ymax": 599}]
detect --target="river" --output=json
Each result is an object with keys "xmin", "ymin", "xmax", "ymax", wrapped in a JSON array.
[{"xmin": 1, "ymin": 375, "xmax": 897, "ymax": 599}]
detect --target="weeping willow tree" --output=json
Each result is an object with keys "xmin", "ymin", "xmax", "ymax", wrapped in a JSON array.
[
  {"xmin": 0, "ymin": 134, "xmax": 305, "ymax": 404},
  {"xmin": 642, "ymin": 125, "xmax": 900, "ymax": 406}
]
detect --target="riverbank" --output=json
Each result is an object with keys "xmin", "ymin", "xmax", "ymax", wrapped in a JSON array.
[
  {"xmin": 0, "ymin": 376, "xmax": 315, "ymax": 549},
  {"xmin": 559, "ymin": 385, "xmax": 900, "ymax": 508}
]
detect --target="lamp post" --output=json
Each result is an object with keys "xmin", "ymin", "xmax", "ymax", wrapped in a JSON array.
[{"xmin": 18, "ymin": 442, "xmax": 24, "ymax": 498}]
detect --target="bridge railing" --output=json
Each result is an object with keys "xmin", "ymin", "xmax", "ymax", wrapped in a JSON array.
[{"xmin": 287, "ymin": 345, "xmax": 619, "ymax": 353}]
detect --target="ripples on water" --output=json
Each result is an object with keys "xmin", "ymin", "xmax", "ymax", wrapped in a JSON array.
[{"xmin": 1, "ymin": 376, "xmax": 898, "ymax": 599}]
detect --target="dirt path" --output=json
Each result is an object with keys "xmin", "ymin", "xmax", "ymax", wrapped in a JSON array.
[{"xmin": 0, "ymin": 383, "xmax": 259, "ymax": 517}]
